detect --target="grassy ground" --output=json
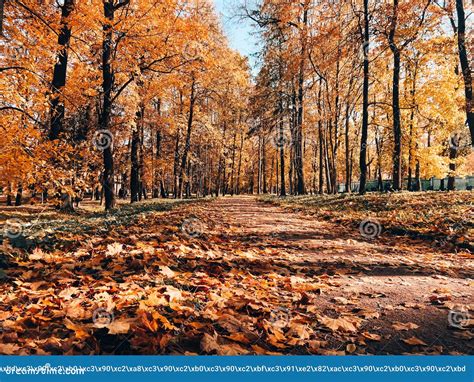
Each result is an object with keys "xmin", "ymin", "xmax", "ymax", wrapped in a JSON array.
[
  {"xmin": 260, "ymin": 191, "xmax": 473, "ymax": 251},
  {"xmin": 0, "ymin": 197, "xmax": 209, "ymax": 254}
]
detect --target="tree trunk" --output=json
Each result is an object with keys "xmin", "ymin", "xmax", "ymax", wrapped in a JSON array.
[
  {"xmin": 389, "ymin": 0, "xmax": 402, "ymax": 191},
  {"xmin": 324, "ymin": 129, "xmax": 332, "ymax": 193},
  {"xmin": 295, "ymin": 2, "xmax": 309, "ymax": 195},
  {"xmin": 257, "ymin": 135, "xmax": 262, "ymax": 194},
  {"xmin": 15, "ymin": 184, "xmax": 22, "ymax": 206},
  {"xmin": 414, "ymin": 159, "xmax": 421, "ymax": 191},
  {"xmin": 262, "ymin": 136, "xmax": 267, "ymax": 194},
  {"xmin": 130, "ymin": 126, "xmax": 140, "ymax": 203},
  {"xmin": 455, "ymin": 0, "xmax": 474, "ymax": 146},
  {"xmin": 230, "ymin": 132, "xmax": 236, "ymax": 196},
  {"xmin": 279, "ymin": 98, "xmax": 286, "ymax": 196},
  {"xmin": 6, "ymin": 183, "xmax": 12, "ymax": 206},
  {"xmin": 359, "ymin": 0, "xmax": 370, "ymax": 195},
  {"xmin": 448, "ymin": 134, "xmax": 459, "ymax": 190},
  {"xmin": 391, "ymin": 48, "xmax": 402, "ymax": 190},
  {"xmin": 138, "ymin": 104, "xmax": 146, "ymax": 200},
  {"xmin": 154, "ymin": 129, "xmax": 162, "ymax": 198},
  {"xmin": 173, "ymin": 127, "xmax": 181, "ymax": 198},
  {"xmin": 344, "ymin": 103, "xmax": 351, "ymax": 193},
  {"xmin": 49, "ymin": 0, "xmax": 74, "ymax": 141},
  {"xmin": 100, "ymin": 1, "xmax": 116, "ymax": 210},
  {"xmin": 237, "ymin": 133, "xmax": 243, "ymax": 195},
  {"xmin": 0, "ymin": 0, "xmax": 4, "ymax": 36},
  {"xmin": 407, "ymin": 61, "xmax": 418, "ymax": 191},
  {"xmin": 318, "ymin": 119, "xmax": 324, "ymax": 194},
  {"xmin": 178, "ymin": 79, "xmax": 196, "ymax": 198}
]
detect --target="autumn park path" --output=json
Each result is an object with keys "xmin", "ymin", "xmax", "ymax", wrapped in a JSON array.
[{"xmin": 188, "ymin": 196, "xmax": 473, "ymax": 354}]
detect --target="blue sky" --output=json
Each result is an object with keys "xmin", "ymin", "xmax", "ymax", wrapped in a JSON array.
[{"xmin": 212, "ymin": 0, "xmax": 260, "ymax": 72}]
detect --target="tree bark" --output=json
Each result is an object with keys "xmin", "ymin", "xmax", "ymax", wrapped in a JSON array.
[
  {"xmin": 391, "ymin": 48, "xmax": 402, "ymax": 190},
  {"xmin": 407, "ymin": 60, "xmax": 418, "ymax": 191},
  {"xmin": 318, "ymin": 120, "xmax": 324, "ymax": 194},
  {"xmin": 278, "ymin": 95, "xmax": 286, "ymax": 196},
  {"xmin": 178, "ymin": 79, "xmax": 196, "ymax": 198},
  {"xmin": 230, "ymin": 132, "xmax": 236, "ymax": 195},
  {"xmin": 262, "ymin": 135, "xmax": 268, "ymax": 194},
  {"xmin": 15, "ymin": 184, "xmax": 22, "ymax": 206},
  {"xmin": 130, "ymin": 125, "xmax": 140, "ymax": 203},
  {"xmin": 455, "ymin": 0, "xmax": 474, "ymax": 146},
  {"xmin": 49, "ymin": 0, "xmax": 74, "ymax": 141},
  {"xmin": 294, "ymin": 1, "xmax": 309, "ymax": 195},
  {"xmin": 388, "ymin": 0, "xmax": 402, "ymax": 190},
  {"xmin": 237, "ymin": 132, "xmax": 243, "ymax": 195},
  {"xmin": 448, "ymin": 134, "xmax": 459, "ymax": 190},
  {"xmin": 414, "ymin": 159, "xmax": 421, "ymax": 191},
  {"xmin": 99, "ymin": 1, "xmax": 117, "ymax": 210},
  {"xmin": 6, "ymin": 183, "xmax": 12, "ymax": 206},
  {"xmin": 0, "ymin": 0, "xmax": 4, "ymax": 36},
  {"xmin": 344, "ymin": 103, "xmax": 351, "ymax": 193},
  {"xmin": 359, "ymin": 0, "xmax": 370, "ymax": 195}
]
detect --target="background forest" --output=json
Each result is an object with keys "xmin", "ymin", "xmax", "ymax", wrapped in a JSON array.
[{"xmin": 0, "ymin": 0, "xmax": 473, "ymax": 210}]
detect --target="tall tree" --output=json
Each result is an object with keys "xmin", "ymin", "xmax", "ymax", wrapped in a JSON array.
[
  {"xmin": 359, "ymin": 0, "xmax": 370, "ymax": 195},
  {"xmin": 455, "ymin": 0, "xmax": 473, "ymax": 146},
  {"xmin": 49, "ymin": 0, "xmax": 75, "ymax": 141}
]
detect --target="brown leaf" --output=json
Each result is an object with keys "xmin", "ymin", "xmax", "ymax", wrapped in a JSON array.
[
  {"xmin": 106, "ymin": 242, "xmax": 123, "ymax": 257},
  {"xmin": 63, "ymin": 300, "xmax": 89, "ymax": 320},
  {"xmin": 319, "ymin": 315, "xmax": 360, "ymax": 332},
  {"xmin": 0, "ymin": 343, "xmax": 21, "ymax": 355},
  {"xmin": 107, "ymin": 320, "xmax": 131, "ymax": 335},
  {"xmin": 346, "ymin": 343, "xmax": 357, "ymax": 353},
  {"xmin": 164, "ymin": 286, "xmax": 183, "ymax": 302},
  {"xmin": 392, "ymin": 321, "xmax": 419, "ymax": 331},
  {"xmin": 160, "ymin": 266, "xmax": 176, "ymax": 278},
  {"xmin": 361, "ymin": 331, "xmax": 382, "ymax": 341},
  {"xmin": 201, "ymin": 332, "xmax": 220, "ymax": 354},
  {"xmin": 64, "ymin": 318, "xmax": 90, "ymax": 339},
  {"xmin": 403, "ymin": 337, "xmax": 428, "ymax": 346}
]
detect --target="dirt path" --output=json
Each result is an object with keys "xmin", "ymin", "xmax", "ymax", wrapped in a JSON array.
[
  {"xmin": 1, "ymin": 196, "xmax": 472, "ymax": 355},
  {"xmin": 189, "ymin": 196, "xmax": 473, "ymax": 354}
]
